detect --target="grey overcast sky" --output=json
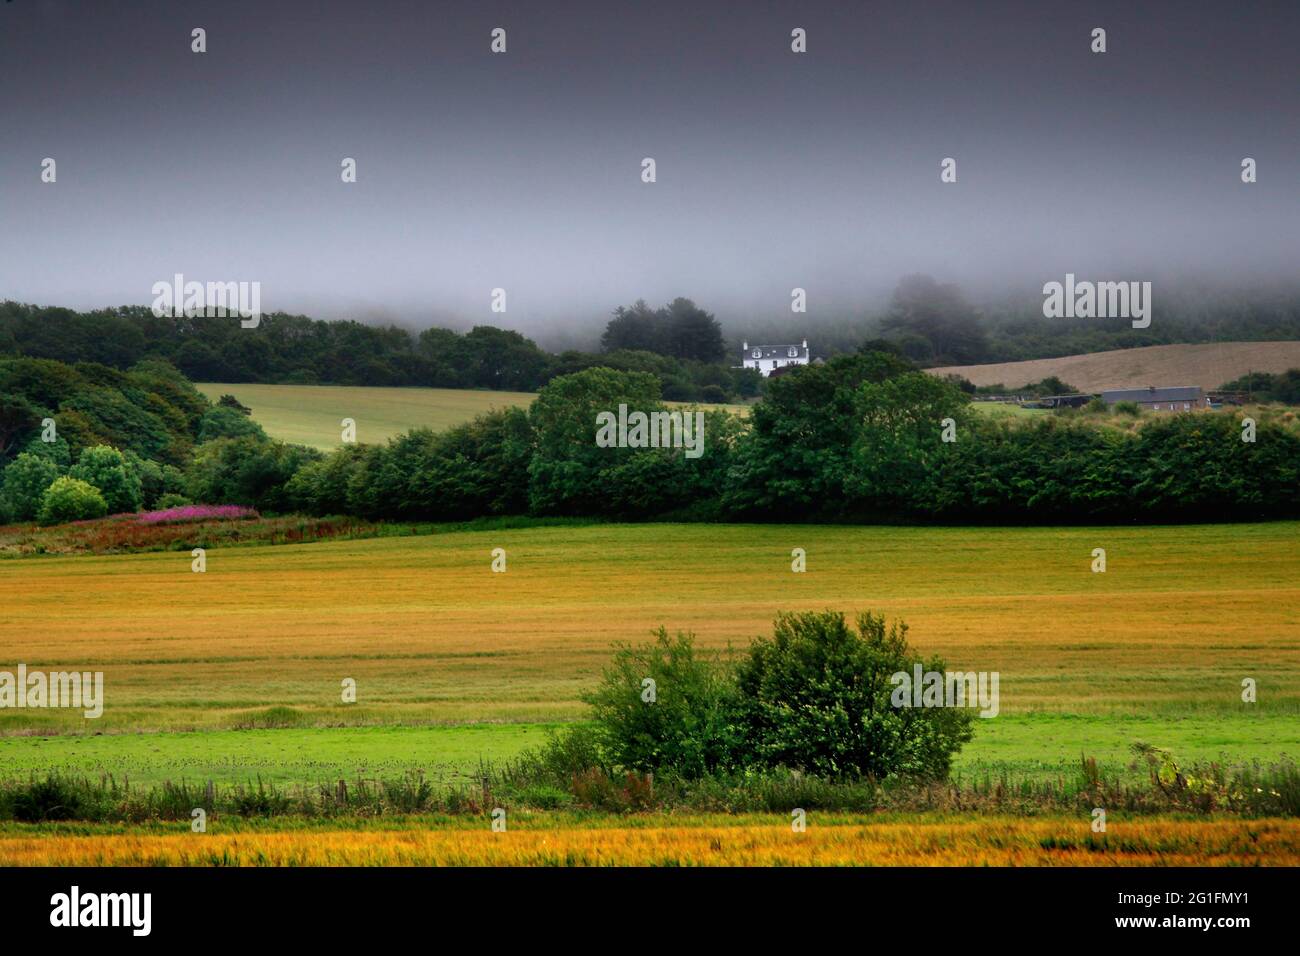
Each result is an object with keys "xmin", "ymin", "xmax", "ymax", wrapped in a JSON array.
[{"xmin": 1, "ymin": 0, "xmax": 1297, "ymax": 334}]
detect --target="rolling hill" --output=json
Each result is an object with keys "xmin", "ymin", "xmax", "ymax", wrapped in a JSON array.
[
  {"xmin": 196, "ymin": 383, "xmax": 538, "ymax": 449},
  {"xmin": 931, "ymin": 341, "xmax": 1300, "ymax": 393},
  {"xmin": 197, "ymin": 383, "xmax": 748, "ymax": 449}
]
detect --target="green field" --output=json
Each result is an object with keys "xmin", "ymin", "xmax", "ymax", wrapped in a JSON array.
[
  {"xmin": 197, "ymin": 382, "xmax": 749, "ymax": 449},
  {"xmin": 0, "ymin": 713, "xmax": 1293, "ymax": 789},
  {"xmin": 1, "ymin": 521, "xmax": 1296, "ymax": 789},
  {"xmin": 196, "ymin": 383, "xmax": 538, "ymax": 449}
]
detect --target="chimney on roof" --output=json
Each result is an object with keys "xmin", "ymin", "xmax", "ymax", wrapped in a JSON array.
[
  {"xmin": 802, "ymin": 338, "xmax": 807, "ymax": 348},
  {"xmin": 742, "ymin": 340, "xmax": 748, "ymax": 350}
]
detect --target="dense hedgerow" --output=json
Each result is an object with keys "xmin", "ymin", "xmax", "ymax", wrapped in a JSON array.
[
  {"xmin": 5, "ymin": 350, "xmax": 1298, "ymax": 528},
  {"xmin": 278, "ymin": 359, "xmax": 1300, "ymax": 524}
]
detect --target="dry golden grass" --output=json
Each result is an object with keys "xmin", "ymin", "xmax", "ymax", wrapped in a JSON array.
[
  {"xmin": 932, "ymin": 341, "xmax": 1300, "ymax": 392},
  {"xmin": 1, "ymin": 522, "xmax": 1297, "ymax": 731},
  {"xmin": 2, "ymin": 816, "xmax": 1294, "ymax": 866}
]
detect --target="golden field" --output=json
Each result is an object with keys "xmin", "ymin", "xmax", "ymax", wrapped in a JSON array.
[
  {"xmin": 931, "ymin": 340, "xmax": 1300, "ymax": 392},
  {"xmin": 1, "ymin": 815, "xmax": 1295, "ymax": 866},
  {"xmin": 0, "ymin": 521, "xmax": 1297, "ymax": 732}
]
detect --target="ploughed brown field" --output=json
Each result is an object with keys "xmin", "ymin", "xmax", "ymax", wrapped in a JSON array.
[{"xmin": 931, "ymin": 341, "xmax": 1300, "ymax": 392}]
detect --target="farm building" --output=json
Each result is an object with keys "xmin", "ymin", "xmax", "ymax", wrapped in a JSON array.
[
  {"xmin": 1100, "ymin": 386, "xmax": 1209, "ymax": 412},
  {"xmin": 741, "ymin": 340, "xmax": 810, "ymax": 377},
  {"xmin": 1032, "ymin": 394, "xmax": 1095, "ymax": 409}
]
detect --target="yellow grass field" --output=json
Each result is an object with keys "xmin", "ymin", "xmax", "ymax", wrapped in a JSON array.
[
  {"xmin": 2, "ymin": 816, "xmax": 1294, "ymax": 866},
  {"xmin": 931, "ymin": 341, "xmax": 1300, "ymax": 392},
  {"xmin": 1, "ymin": 522, "xmax": 1296, "ymax": 732}
]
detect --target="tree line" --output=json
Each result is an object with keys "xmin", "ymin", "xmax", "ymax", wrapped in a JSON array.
[
  {"xmin": 3, "ymin": 350, "xmax": 1297, "ymax": 527},
  {"xmin": 0, "ymin": 298, "xmax": 759, "ymax": 403}
]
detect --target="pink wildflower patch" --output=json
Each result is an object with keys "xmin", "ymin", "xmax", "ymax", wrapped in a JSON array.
[{"xmin": 136, "ymin": 505, "xmax": 260, "ymax": 525}]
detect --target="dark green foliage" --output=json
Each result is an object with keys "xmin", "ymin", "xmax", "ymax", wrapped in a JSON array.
[
  {"xmin": 924, "ymin": 413, "xmax": 1300, "ymax": 521},
  {"xmin": 1219, "ymin": 368, "xmax": 1300, "ymax": 405},
  {"xmin": 879, "ymin": 275, "xmax": 990, "ymax": 365},
  {"xmin": 3, "ymin": 775, "xmax": 92, "ymax": 822},
  {"xmin": 0, "ymin": 452, "xmax": 60, "ymax": 522},
  {"xmin": 185, "ymin": 436, "xmax": 321, "ymax": 511},
  {"xmin": 0, "ymin": 392, "xmax": 42, "ymax": 459},
  {"xmin": 735, "ymin": 611, "xmax": 975, "ymax": 779},
  {"xmin": 844, "ymin": 372, "xmax": 973, "ymax": 514},
  {"xmin": 722, "ymin": 351, "xmax": 916, "ymax": 518},
  {"xmin": 526, "ymin": 367, "xmax": 661, "ymax": 515},
  {"xmin": 198, "ymin": 404, "xmax": 268, "ymax": 442},
  {"xmin": 217, "ymin": 393, "xmax": 253, "ymax": 415},
  {"xmin": 600, "ymin": 297, "xmax": 726, "ymax": 363}
]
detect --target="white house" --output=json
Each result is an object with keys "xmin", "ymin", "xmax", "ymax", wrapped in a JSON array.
[{"xmin": 741, "ymin": 339, "xmax": 810, "ymax": 376}]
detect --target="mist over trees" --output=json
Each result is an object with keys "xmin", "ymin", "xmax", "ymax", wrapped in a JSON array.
[
  {"xmin": 600, "ymin": 298, "xmax": 727, "ymax": 363},
  {"xmin": 878, "ymin": 275, "xmax": 990, "ymax": 365},
  {"xmin": 0, "ymin": 301, "xmax": 755, "ymax": 403},
  {"xmin": 6, "ymin": 276, "xmax": 1300, "ymax": 407}
]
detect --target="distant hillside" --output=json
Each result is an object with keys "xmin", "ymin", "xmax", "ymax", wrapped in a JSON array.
[
  {"xmin": 197, "ymin": 383, "xmax": 748, "ymax": 449},
  {"xmin": 931, "ymin": 342, "xmax": 1300, "ymax": 393},
  {"xmin": 196, "ymin": 384, "xmax": 537, "ymax": 449}
]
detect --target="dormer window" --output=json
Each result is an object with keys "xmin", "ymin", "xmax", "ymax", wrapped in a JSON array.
[
  {"xmin": 752, "ymin": 349, "xmax": 761, "ymax": 359},
  {"xmin": 787, "ymin": 347, "xmax": 798, "ymax": 358}
]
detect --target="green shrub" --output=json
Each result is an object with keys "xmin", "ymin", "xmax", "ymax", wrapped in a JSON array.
[
  {"xmin": 69, "ymin": 444, "xmax": 142, "ymax": 513},
  {"xmin": 38, "ymin": 476, "xmax": 107, "ymax": 525},
  {"xmin": 535, "ymin": 724, "xmax": 609, "ymax": 780},
  {"xmin": 734, "ymin": 611, "xmax": 976, "ymax": 780},
  {"xmin": 1082, "ymin": 398, "xmax": 1109, "ymax": 415},
  {"xmin": 154, "ymin": 492, "xmax": 192, "ymax": 509},
  {"xmin": 583, "ymin": 627, "xmax": 739, "ymax": 779},
  {"xmin": 0, "ymin": 451, "xmax": 60, "ymax": 522},
  {"xmin": 2, "ymin": 775, "xmax": 93, "ymax": 822}
]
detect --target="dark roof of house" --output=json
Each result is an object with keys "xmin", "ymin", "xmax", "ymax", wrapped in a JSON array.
[
  {"xmin": 1100, "ymin": 386, "xmax": 1204, "ymax": 403},
  {"xmin": 743, "ymin": 344, "xmax": 809, "ymax": 359}
]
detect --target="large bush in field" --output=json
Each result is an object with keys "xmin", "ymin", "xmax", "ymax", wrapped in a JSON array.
[
  {"xmin": 582, "ymin": 628, "xmax": 739, "ymax": 780},
  {"xmin": 0, "ymin": 452, "xmax": 60, "ymax": 522},
  {"xmin": 575, "ymin": 611, "xmax": 976, "ymax": 782},
  {"xmin": 38, "ymin": 476, "xmax": 107, "ymax": 525},
  {"xmin": 733, "ymin": 611, "xmax": 975, "ymax": 780}
]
